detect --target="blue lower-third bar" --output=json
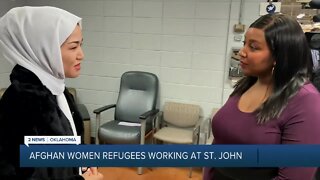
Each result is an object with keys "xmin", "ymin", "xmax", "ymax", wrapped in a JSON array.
[{"xmin": 20, "ymin": 145, "xmax": 320, "ymax": 167}]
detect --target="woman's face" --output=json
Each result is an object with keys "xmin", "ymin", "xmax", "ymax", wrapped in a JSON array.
[
  {"xmin": 239, "ymin": 28, "xmax": 274, "ymax": 77},
  {"xmin": 61, "ymin": 25, "xmax": 84, "ymax": 78}
]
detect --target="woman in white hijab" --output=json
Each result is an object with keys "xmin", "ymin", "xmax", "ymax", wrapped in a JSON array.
[{"xmin": 0, "ymin": 6, "xmax": 103, "ymax": 180}]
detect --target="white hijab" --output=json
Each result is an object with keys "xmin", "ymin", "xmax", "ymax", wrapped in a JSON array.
[{"xmin": 0, "ymin": 6, "xmax": 82, "ymax": 95}]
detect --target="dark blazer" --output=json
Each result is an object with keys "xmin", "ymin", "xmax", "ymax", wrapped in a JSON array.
[{"xmin": 0, "ymin": 65, "xmax": 84, "ymax": 180}]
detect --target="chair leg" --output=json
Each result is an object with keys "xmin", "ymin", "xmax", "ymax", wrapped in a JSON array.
[
  {"xmin": 137, "ymin": 120, "xmax": 147, "ymax": 175},
  {"xmin": 188, "ymin": 167, "xmax": 193, "ymax": 178},
  {"xmin": 137, "ymin": 167, "xmax": 143, "ymax": 175},
  {"xmin": 95, "ymin": 114, "xmax": 101, "ymax": 145}
]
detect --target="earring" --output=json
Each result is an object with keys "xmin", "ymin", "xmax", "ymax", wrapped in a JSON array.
[{"xmin": 272, "ymin": 66, "xmax": 275, "ymax": 75}]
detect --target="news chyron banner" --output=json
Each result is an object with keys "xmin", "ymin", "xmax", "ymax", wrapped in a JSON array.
[
  {"xmin": 24, "ymin": 136, "xmax": 81, "ymax": 146},
  {"xmin": 21, "ymin": 136, "xmax": 320, "ymax": 167}
]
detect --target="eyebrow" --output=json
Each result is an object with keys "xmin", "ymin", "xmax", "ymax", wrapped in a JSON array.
[
  {"xmin": 67, "ymin": 38, "xmax": 83, "ymax": 44},
  {"xmin": 244, "ymin": 38, "xmax": 260, "ymax": 44}
]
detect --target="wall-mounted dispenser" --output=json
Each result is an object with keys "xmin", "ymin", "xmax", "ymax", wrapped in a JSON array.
[{"xmin": 229, "ymin": 48, "xmax": 244, "ymax": 85}]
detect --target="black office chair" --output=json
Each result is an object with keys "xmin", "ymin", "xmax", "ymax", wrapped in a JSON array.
[
  {"xmin": 93, "ymin": 71, "xmax": 159, "ymax": 174},
  {"xmin": 310, "ymin": 0, "xmax": 320, "ymax": 9}
]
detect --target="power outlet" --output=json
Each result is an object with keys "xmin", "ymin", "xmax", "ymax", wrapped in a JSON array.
[{"xmin": 234, "ymin": 35, "xmax": 242, "ymax": 42}]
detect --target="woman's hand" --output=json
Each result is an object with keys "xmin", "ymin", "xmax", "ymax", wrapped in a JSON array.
[{"xmin": 81, "ymin": 167, "xmax": 104, "ymax": 180}]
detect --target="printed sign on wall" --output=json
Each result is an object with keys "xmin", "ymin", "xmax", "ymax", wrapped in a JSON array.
[{"xmin": 259, "ymin": 2, "xmax": 281, "ymax": 16}]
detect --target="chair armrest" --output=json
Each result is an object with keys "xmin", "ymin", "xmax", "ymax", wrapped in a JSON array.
[
  {"xmin": 193, "ymin": 125, "xmax": 200, "ymax": 145},
  {"xmin": 139, "ymin": 109, "xmax": 159, "ymax": 120},
  {"xmin": 193, "ymin": 116, "xmax": 204, "ymax": 132},
  {"xmin": 76, "ymin": 104, "xmax": 90, "ymax": 121},
  {"xmin": 155, "ymin": 111, "xmax": 163, "ymax": 130},
  {"xmin": 93, "ymin": 104, "xmax": 116, "ymax": 114},
  {"xmin": 140, "ymin": 109, "xmax": 159, "ymax": 136},
  {"xmin": 205, "ymin": 117, "xmax": 212, "ymax": 138},
  {"xmin": 192, "ymin": 116, "xmax": 205, "ymax": 144},
  {"xmin": 197, "ymin": 117, "xmax": 212, "ymax": 144}
]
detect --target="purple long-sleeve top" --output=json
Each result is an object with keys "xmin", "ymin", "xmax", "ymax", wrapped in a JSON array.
[{"xmin": 204, "ymin": 83, "xmax": 320, "ymax": 180}]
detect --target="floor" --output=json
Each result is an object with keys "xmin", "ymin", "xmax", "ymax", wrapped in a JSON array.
[{"xmin": 99, "ymin": 167, "xmax": 203, "ymax": 180}]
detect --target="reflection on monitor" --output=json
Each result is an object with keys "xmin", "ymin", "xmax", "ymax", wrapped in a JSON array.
[{"xmin": 296, "ymin": 0, "xmax": 311, "ymax": 2}]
